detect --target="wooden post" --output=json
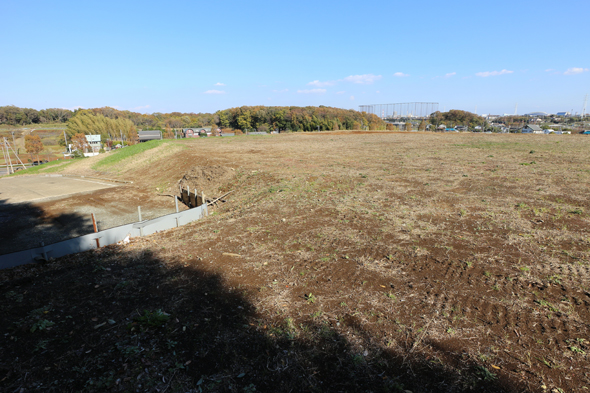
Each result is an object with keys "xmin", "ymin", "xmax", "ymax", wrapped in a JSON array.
[
  {"xmin": 175, "ymin": 196, "xmax": 179, "ymax": 213},
  {"xmin": 91, "ymin": 213, "xmax": 100, "ymax": 248},
  {"xmin": 91, "ymin": 213, "xmax": 98, "ymax": 233}
]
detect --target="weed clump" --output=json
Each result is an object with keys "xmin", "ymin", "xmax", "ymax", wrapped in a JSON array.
[{"xmin": 132, "ymin": 309, "xmax": 170, "ymax": 329}]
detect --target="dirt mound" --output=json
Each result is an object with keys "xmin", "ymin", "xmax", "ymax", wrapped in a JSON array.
[{"xmin": 178, "ymin": 165, "xmax": 236, "ymax": 197}]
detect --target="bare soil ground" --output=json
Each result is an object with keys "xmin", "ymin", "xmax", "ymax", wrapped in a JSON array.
[{"xmin": 1, "ymin": 132, "xmax": 590, "ymax": 392}]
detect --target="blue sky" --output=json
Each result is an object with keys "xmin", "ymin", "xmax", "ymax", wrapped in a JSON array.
[{"xmin": 1, "ymin": 0, "xmax": 589, "ymax": 116}]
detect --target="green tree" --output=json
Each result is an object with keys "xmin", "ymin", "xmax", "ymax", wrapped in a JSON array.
[{"xmin": 66, "ymin": 111, "xmax": 136, "ymax": 141}]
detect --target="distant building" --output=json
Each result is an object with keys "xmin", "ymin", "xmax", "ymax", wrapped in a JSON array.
[
  {"xmin": 525, "ymin": 112, "xmax": 548, "ymax": 117},
  {"xmin": 522, "ymin": 125, "xmax": 543, "ymax": 134},
  {"xmin": 138, "ymin": 130, "xmax": 163, "ymax": 142},
  {"xmin": 556, "ymin": 112, "xmax": 570, "ymax": 117},
  {"xmin": 84, "ymin": 135, "xmax": 101, "ymax": 156},
  {"xmin": 183, "ymin": 128, "xmax": 213, "ymax": 138}
]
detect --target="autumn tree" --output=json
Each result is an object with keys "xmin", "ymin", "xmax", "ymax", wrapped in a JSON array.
[
  {"xmin": 71, "ymin": 133, "xmax": 89, "ymax": 154},
  {"xmin": 128, "ymin": 129, "xmax": 138, "ymax": 145},
  {"xmin": 25, "ymin": 134, "xmax": 43, "ymax": 163},
  {"xmin": 164, "ymin": 125, "xmax": 174, "ymax": 139},
  {"xmin": 418, "ymin": 120, "xmax": 427, "ymax": 131},
  {"xmin": 405, "ymin": 121, "xmax": 413, "ymax": 131}
]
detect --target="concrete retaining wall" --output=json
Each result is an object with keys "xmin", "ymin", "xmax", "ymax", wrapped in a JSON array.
[{"xmin": 0, "ymin": 203, "xmax": 208, "ymax": 270}]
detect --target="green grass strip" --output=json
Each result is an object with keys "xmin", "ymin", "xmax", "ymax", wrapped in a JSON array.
[
  {"xmin": 92, "ymin": 140, "xmax": 168, "ymax": 170},
  {"xmin": 7, "ymin": 160, "xmax": 73, "ymax": 176}
]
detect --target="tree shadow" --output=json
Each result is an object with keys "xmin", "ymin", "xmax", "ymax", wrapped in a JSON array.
[
  {"xmin": 0, "ymin": 243, "xmax": 529, "ymax": 392},
  {"xmin": 0, "ymin": 198, "xmax": 94, "ymax": 255}
]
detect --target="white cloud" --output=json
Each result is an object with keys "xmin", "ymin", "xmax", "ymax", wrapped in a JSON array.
[
  {"xmin": 545, "ymin": 69, "xmax": 554, "ymax": 72},
  {"xmin": 564, "ymin": 67, "xmax": 589, "ymax": 75},
  {"xmin": 350, "ymin": 95, "xmax": 355, "ymax": 100},
  {"xmin": 335, "ymin": 91, "xmax": 345, "ymax": 94},
  {"xmin": 475, "ymin": 69, "xmax": 513, "ymax": 77},
  {"xmin": 342, "ymin": 74, "xmax": 382, "ymax": 84},
  {"xmin": 204, "ymin": 90, "xmax": 225, "ymax": 94},
  {"xmin": 297, "ymin": 89, "xmax": 326, "ymax": 94},
  {"xmin": 272, "ymin": 89, "xmax": 289, "ymax": 93},
  {"xmin": 444, "ymin": 72, "xmax": 456, "ymax": 78},
  {"xmin": 308, "ymin": 80, "xmax": 336, "ymax": 87},
  {"xmin": 393, "ymin": 72, "xmax": 409, "ymax": 77},
  {"xmin": 215, "ymin": 82, "xmax": 225, "ymax": 86},
  {"xmin": 131, "ymin": 105, "xmax": 151, "ymax": 111},
  {"xmin": 376, "ymin": 90, "xmax": 380, "ymax": 93}
]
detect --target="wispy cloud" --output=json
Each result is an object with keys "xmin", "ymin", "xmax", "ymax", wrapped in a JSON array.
[
  {"xmin": 393, "ymin": 72, "xmax": 409, "ymax": 77},
  {"xmin": 214, "ymin": 82, "xmax": 225, "ymax": 86},
  {"xmin": 335, "ymin": 91, "xmax": 345, "ymax": 95},
  {"xmin": 475, "ymin": 69, "xmax": 513, "ymax": 77},
  {"xmin": 131, "ymin": 105, "xmax": 151, "ymax": 111},
  {"xmin": 204, "ymin": 90, "xmax": 225, "ymax": 94},
  {"xmin": 350, "ymin": 95, "xmax": 355, "ymax": 101},
  {"xmin": 342, "ymin": 74, "xmax": 382, "ymax": 84},
  {"xmin": 564, "ymin": 67, "xmax": 589, "ymax": 75},
  {"xmin": 272, "ymin": 89, "xmax": 289, "ymax": 93},
  {"xmin": 308, "ymin": 80, "xmax": 336, "ymax": 87},
  {"xmin": 545, "ymin": 69, "xmax": 554, "ymax": 72},
  {"xmin": 305, "ymin": 74, "xmax": 381, "ymax": 88},
  {"xmin": 297, "ymin": 89, "xmax": 326, "ymax": 94},
  {"xmin": 444, "ymin": 72, "xmax": 456, "ymax": 78}
]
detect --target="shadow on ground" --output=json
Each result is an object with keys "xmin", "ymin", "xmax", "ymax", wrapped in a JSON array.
[
  {"xmin": 0, "ymin": 198, "xmax": 94, "ymax": 255},
  {"xmin": 0, "ymin": 243, "xmax": 528, "ymax": 392}
]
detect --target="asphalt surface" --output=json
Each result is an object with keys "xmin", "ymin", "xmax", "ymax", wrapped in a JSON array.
[{"xmin": 0, "ymin": 175, "xmax": 117, "ymax": 204}]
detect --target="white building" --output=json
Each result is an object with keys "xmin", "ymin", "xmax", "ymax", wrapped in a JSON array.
[{"xmin": 85, "ymin": 135, "xmax": 101, "ymax": 156}]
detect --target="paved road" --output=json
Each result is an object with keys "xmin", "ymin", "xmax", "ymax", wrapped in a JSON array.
[{"xmin": 0, "ymin": 175, "xmax": 117, "ymax": 204}]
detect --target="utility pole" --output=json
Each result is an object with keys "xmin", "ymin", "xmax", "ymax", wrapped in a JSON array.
[{"xmin": 63, "ymin": 130, "xmax": 69, "ymax": 153}]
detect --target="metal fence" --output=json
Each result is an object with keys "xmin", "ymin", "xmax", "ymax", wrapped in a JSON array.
[
  {"xmin": 359, "ymin": 102, "xmax": 439, "ymax": 119},
  {"xmin": 0, "ymin": 203, "xmax": 208, "ymax": 270}
]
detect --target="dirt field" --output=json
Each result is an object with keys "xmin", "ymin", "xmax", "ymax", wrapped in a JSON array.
[{"xmin": 1, "ymin": 132, "xmax": 589, "ymax": 392}]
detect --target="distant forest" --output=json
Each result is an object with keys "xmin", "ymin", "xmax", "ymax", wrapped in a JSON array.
[{"xmin": 0, "ymin": 105, "xmax": 386, "ymax": 132}]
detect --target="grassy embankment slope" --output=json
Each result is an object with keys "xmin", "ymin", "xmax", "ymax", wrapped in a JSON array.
[{"xmin": 2, "ymin": 132, "xmax": 590, "ymax": 392}]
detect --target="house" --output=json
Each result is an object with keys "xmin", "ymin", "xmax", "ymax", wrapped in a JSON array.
[
  {"xmin": 183, "ymin": 128, "xmax": 213, "ymax": 138},
  {"xmin": 84, "ymin": 135, "xmax": 101, "ymax": 156},
  {"xmin": 138, "ymin": 130, "xmax": 163, "ymax": 142},
  {"xmin": 522, "ymin": 125, "xmax": 543, "ymax": 134}
]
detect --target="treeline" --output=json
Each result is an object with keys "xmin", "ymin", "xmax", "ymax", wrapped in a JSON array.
[
  {"xmin": 429, "ymin": 110, "xmax": 486, "ymax": 128},
  {"xmin": 83, "ymin": 105, "xmax": 386, "ymax": 132},
  {"xmin": 0, "ymin": 106, "xmax": 73, "ymax": 125},
  {"xmin": 217, "ymin": 106, "xmax": 385, "ymax": 131},
  {"xmin": 2, "ymin": 105, "xmax": 387, "ymax": 132}
]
